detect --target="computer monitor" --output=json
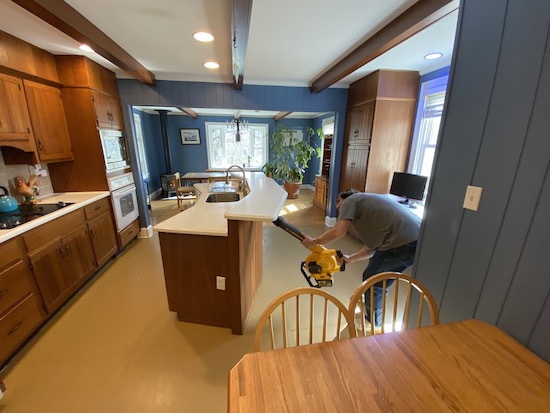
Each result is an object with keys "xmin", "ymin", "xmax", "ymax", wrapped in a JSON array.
[{"xmin": 389, "ymin": 172, "xmax": 428, "ymax": 206}]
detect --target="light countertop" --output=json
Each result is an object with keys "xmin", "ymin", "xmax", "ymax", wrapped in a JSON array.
[
  {"xmin": 0, "ymin": 192, "xmax": 110, "ymax": 244},
  {"xmin": 154, "ymin": 172, "xmax": 287, "ymax": 237}
]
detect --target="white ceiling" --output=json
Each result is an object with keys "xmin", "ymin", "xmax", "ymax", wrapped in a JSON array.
[{"xmin": 0, "ymin": 0, "xmax": 458, "ymax": 89}]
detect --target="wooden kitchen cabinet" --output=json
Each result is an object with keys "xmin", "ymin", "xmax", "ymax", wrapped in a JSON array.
[
  {"xmin": 92, "ymin": 90, "xmax": 123, "ymax": 130},
  {"xmin": 0, "ymin": 237, "xmax": 45, "ymax": 365},
  {"xmin": 0, "ymin": 72, "xmax": 36, "ymax": 153},
  {"xmin": 24, "ymin": 209, "xmax": 96, "ymax": 313},
  {"xmin": 340, "ymin": 70, "xmax": 419, "ymax": 194},
  {"xmin": 85, "ymin": 198, "xmax": 117, "ymax": 267},
  {"xmin": 314, "ymin": 175, "xmax": 328, "ymax": 211},
  {"xmin": 49, "ymin": 56, "xmax": 127, "ymax": 193},
  {"xmin": 23, "ymin": 80, "xmax": 73, "ymax": 162}
]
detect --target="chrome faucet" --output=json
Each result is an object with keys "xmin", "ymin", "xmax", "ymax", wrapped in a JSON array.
[{"xmin": 225, "ymin": 165, "xmax": 247, "ymax": 195}]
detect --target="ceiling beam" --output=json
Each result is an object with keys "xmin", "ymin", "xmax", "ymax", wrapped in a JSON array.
[
  {"xmin": 310, "ymin": 0, "xmax": 459, "ymax": 93},
  {"xmin": 274, "ymin": 111, "xmax": 291, "ymax": 121},
  {"xmin": 177, "ymin": 107, "xmax": 198, "ymax": 119},
  {"xmin": 231, "ymin": 0, "xmax": 253, "ymax": 90},
  {"xmin": 10, "ymin": 0, "xmax": 156, "ymax": 85}
]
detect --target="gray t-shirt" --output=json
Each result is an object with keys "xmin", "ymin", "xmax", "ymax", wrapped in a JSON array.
[{"xmin": 338, "ymin": 193, "xmax": 420, "ymax": 251}]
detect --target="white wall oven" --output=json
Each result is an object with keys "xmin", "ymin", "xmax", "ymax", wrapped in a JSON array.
[{"xmin": 108, "ymin": 172, "xmax": 139, "ymax": 231}]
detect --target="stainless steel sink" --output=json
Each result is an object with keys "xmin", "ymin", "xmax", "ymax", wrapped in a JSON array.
[{"xmin": 205, "ymin": 192, "xmax": 241, "ymax": 203}]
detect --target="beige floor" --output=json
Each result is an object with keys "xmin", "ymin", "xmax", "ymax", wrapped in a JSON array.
[{"xmin": 0, "ymin": 189, "xmax": 364, "ymax": 413}]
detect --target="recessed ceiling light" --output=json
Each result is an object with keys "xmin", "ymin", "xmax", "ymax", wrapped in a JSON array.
[
  {"xmin": 424, "ymin": 52, "xmax": 443, "ymax": 60},
  {"xmin": 79, "ymin": 44, "xmax": 94, "ymax": 53},
  {"xmin": 204, "ymin": 61, "xmax": 220, "ymax": 69},
  {"xmin": 193, "ymin": 32, "xmax": 214, "ymax": 42}
]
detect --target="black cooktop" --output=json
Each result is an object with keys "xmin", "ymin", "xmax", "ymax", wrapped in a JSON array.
[{"xmin": 0, "ymin": 202, "xmax": 74, "ymax": 230}]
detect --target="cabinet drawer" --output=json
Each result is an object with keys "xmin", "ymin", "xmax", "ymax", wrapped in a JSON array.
[
  {"xmin": 0, "ymin": 293, "xmax": 44, "ymax": 363},
  {"xmin": 118, "ymin": 219, "xmax": 139, "ymax": 249},
  {"xmin": 23, "ymin": 209, "xmax": 86, "ymax": 253},
  {"xmin": 0, "ymin": 237, "xmax": 22, "ymax": 270},
  {"xmin": 0, "ymin": 261, "xmax": 35, "ymax": 315},
  {"xmin": 84, "ymin": 197, "xmax": 111, "ymax": 220}
]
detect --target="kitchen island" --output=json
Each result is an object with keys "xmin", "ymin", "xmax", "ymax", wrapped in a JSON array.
[{"xmin": 154, "ymin": 172, "xmax": 286, "ymax": 334}]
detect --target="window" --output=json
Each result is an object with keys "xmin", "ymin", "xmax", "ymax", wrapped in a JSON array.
[
  {"xmin": 409, "ymin": 76, "xmax": 448, "ymax": 180},
  {"xmin": 133, "ymin": 113, "xmax": 149, "ymax": 179},
  {"xmin": 205, "ymin": 122, "xmax": 268, "ymax": 170}
]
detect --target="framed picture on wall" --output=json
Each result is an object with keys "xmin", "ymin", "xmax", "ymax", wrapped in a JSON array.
[{"xmin": 180, "ymin": 128, "xmax": 201, "ymax": 145}]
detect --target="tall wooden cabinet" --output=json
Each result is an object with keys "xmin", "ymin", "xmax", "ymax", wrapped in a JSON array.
[
  {"xmin": 339, "ymin": 70, "xmax": 419, "ymax": 194},
  {"xmin": 314, "ymin": 135, "xmax": 333, "ymax": 211},
  {"xmin": 49, "ymin": 56, "xmax": 126, "ymax": 192}
]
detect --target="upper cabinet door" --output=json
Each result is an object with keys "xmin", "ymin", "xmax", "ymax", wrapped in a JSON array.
[
  {"xmin": 23, "ymin": 80, "xmax": 73, "ymax": 163},
  {"xmin": 91, "ymin": 90, "xmax": 123, "ymax": 130},
  {"xmin": 0, "ymin": 73, "xmax": 34, "ymax": 144}
]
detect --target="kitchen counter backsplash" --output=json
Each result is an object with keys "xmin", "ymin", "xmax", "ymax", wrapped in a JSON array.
[{"xmin": 0, "ymin": 152, "xmax": 54, "ymax": 201}]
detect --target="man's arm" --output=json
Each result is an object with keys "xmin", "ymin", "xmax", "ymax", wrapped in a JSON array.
[
  {"xmin": 343, "ymin": 246, "xmax": 375, "ymax": 263},
  {"xmin": 301, "ymin": 219, "xmax": 351, "ymax": 249}
]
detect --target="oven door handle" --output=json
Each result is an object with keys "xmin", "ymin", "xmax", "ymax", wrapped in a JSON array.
[{"xmin": 112, "ymin": 184, "xmax": 136, "ymax": 197}]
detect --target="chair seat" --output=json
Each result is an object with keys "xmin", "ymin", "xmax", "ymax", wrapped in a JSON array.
[
  {"xmin": 176, "ymin": 186, "xmax": 196, "ymax": 208},
  {"xmin": 177, "ymin": 186, "xmax": 195, "ymax": 194}
]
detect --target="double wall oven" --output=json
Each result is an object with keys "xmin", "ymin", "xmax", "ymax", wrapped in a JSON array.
[{"xmin": 99, "ymin": 129, "xmax": 139, "ymax": 234}]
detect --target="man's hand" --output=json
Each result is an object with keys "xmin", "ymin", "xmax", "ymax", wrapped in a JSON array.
[{"xmin": 301, "ymin": 235, "xmax": 316, "ymax": 249}]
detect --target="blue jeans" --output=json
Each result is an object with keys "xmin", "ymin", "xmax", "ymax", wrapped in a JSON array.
[{"xmin": 362, "ymin": 241, "xmax": 417, "ymax": 327}]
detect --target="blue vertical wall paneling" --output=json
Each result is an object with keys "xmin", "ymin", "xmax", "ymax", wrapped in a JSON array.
[
  {"xmin": 415, "ymin": 0, "xmax": 550, "ymax": 361},
  {"xmin": 119, "ymin": 80, "xmax": 348, "ymax": 217}
]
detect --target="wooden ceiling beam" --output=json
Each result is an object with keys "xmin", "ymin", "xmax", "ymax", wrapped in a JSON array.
[
  {"xmin": 310, "ymin": 0, "xmax": 459, "ymax": 93},
  {"xmin": 274, "ymin": 111, "xmax": 291, "ymax": 121},
  {"xmin": 177, "ymin": 107, "xmax": 198, "ymax": 119},
  {"xmin": 231, "ymin": 0, "xmax": 253, "ymax": 90},
  {"xmin": 10, "ymin": 0, "xmax": 156, "ymax": 85}
]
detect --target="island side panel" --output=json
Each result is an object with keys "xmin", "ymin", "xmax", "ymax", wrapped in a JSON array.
[
  {"xmin": 158, "ymin": 232, "xmax": 230, "ymax": 328},
  {"xmin": 227, "ymin": 220, "xmax": 263, "ymax": 335}
]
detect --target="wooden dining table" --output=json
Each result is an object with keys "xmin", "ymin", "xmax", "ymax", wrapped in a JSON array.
[{"xmin": 228, "ymin": 319, "xmax": 550, "ymax": 412}]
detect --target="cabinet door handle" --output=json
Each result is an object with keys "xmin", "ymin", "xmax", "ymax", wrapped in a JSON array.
[
  {"xmin": 353, "ymin": 130, "xmax": 359, "ymax": 138},
  {"xmin": 8, "ymin": 322, "xmax": 22, "ymax": 335},
  {"xmin": 0, "ymin": 288, "xmax": 8, "ymax": 298},
  {"xmin": 38, "ymin": 139, "xmax": 43, "ymax": 150}
]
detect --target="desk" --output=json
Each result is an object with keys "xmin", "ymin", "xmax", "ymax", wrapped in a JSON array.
[{"xmin": 228, "ymin": 319, "xmax": 550, "ymax": 412}]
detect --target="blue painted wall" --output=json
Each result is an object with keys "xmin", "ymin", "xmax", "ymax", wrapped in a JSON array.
[
  {"xmin": 119, "ymin": 80, "xmax": 348, "ymax": 225},
  {"xmin": 133, "ymin": 112, "xmax": 326, "ymax": 189},
  {"xmin": 415, "ymin": 0, "xmax": 550, "ymax": 361}
]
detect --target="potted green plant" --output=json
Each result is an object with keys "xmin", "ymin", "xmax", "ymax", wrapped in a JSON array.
[
  {"xmin": 270, "ymin": 126, "xmax": 323, "ymax": 198},
  {"xmin": 261, "ymin": 160, "xmax": 277, "ymax": 178}
]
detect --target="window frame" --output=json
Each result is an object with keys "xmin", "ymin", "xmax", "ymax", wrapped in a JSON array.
[{"xmin": 205, "ymin": 122, "xmax": 269, "ymax": 171}]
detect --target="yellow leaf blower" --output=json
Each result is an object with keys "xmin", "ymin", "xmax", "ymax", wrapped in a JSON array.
[{"xmin": 273, "ymin": 217, "xmax": 345, "ymax": 288}]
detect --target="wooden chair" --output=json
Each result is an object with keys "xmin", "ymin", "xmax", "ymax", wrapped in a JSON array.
[
  {"xmin": 173, "ymin": 172, "xmax": 195, "ymax": 208},
  {"xmin": 348, "ymin": 272, "xmax": 439, "ymax": 336},
  {"xmin": 254, "ymin": 287, "xmax": 356, "ymax": 352}
]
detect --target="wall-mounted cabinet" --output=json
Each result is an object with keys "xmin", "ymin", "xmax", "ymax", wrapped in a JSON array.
[
  {"xmin": 23, "ymin": 80, "xmax": 73, "ymax": 162},
  {"xmin": 92, "ymin": 90, "xmax": 123, "ymax": 130},
  {"xmin": 0, "ymin": 72, "xmax": 36, "ymax": 153},
  {"xmin": 339, "ymin": 70, "xmax": 419, "ymax": 194}
]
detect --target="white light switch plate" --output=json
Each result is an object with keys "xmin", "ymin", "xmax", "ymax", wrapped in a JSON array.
[{"xmin": 463, "ymin": 185, "xmax": 483, "ymax": 211}]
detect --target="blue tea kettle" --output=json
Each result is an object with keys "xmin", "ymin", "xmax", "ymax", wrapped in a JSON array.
[{"xmin": 0, "ymin": 186, "xmax": 19, "ymax": 213}]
